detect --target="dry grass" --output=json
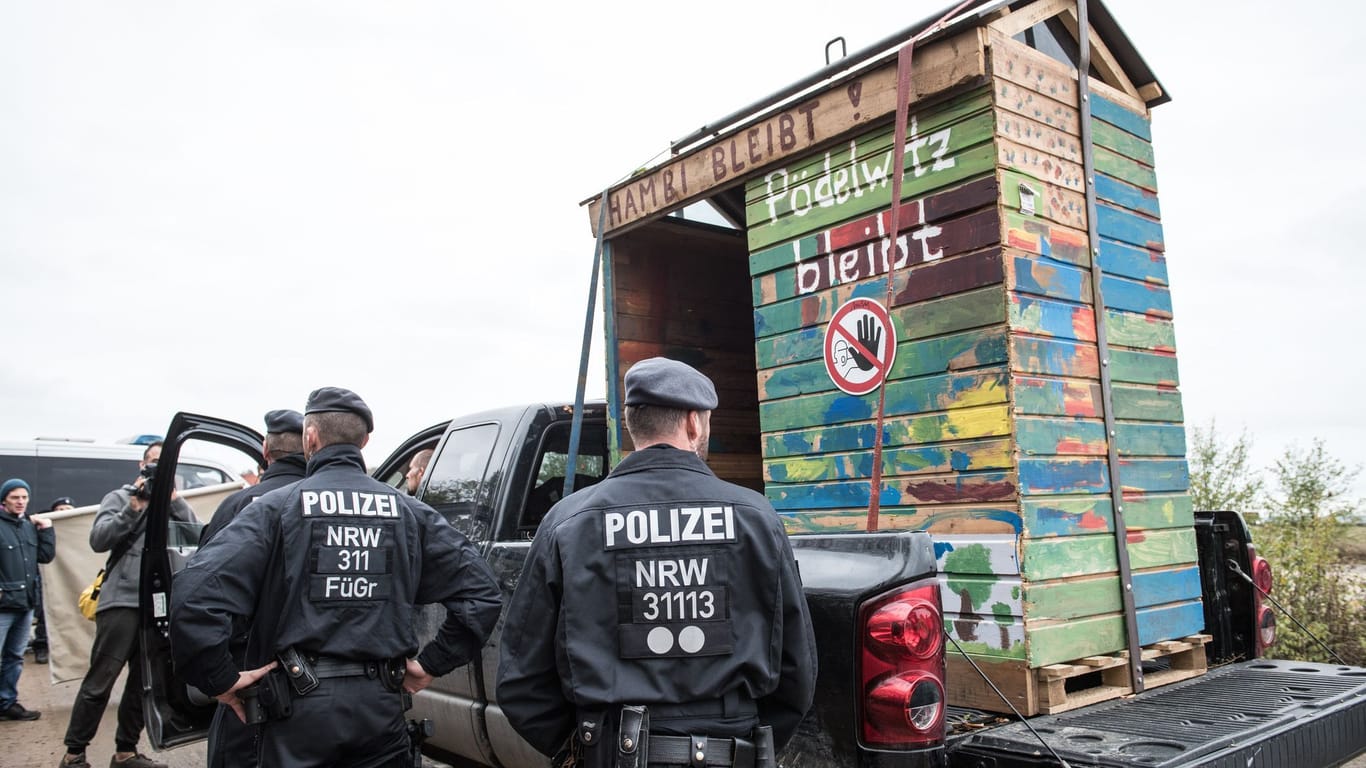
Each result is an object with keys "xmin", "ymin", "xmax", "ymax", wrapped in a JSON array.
[{"xmin": 1342, "ymin": 524, "xmax": 1366, "ymax": 563}]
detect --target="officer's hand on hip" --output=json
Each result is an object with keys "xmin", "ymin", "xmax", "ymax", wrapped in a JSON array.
[
  {"xmin": 216, "ymin": 661, "xmax": 279, "ymax": 723},
  {"xmin": 403, "ymin": 658, "xmax": 433, "ymax": 694}
]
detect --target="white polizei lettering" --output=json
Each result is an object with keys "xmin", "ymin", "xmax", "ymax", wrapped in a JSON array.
[
  {"xmin": 657, "ymin": 559, "xmax": 679, "ymax": 586},
  {"xmin": 680, "ymin": 558, "xmax": 709, "ymax": 585},
  {"xmin": 636, "ymin": 560, "xmax": 655, "ymax": 588},
  {"xmin": 320, "ymin": 492, "xmax": 338, "ymax": 515},
  {"xmin": 649, "ymin": 509, "xmax": 669, "ymax": 544},
  {"xmin": 705, "ymin": 506, "xmax": 727, "ymax": 538},
  {"xmin": 627, "ymin": 510, "xmax": 648, "ymax": 544},
  {"xmin": 359, "ymin": 492, "xmax": 375, "ymax": 516},
  {"xmin": 725, "ymin": 506, "xmax": 735, "ymax": 540},
  {"xmin": 302, "ymin": 491, "xmax": 320, "ymax": 515},
  {"xmin": 303, "ymin": 491, "xmax": 399, "ymax": 518},
  {"xmin": 605, "ymin": 511, "xmax": 626, "ymax": 547},
  {"xmin": 680, "ymin": 507, "xmax": 703, "ymax": 541}
]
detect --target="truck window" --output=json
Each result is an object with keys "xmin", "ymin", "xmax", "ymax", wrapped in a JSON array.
[
  {"xmin": 518, "ymin": 421, "xmax": 608, "ymax": 536},
  {"xmin": 422, "ymin": 423, "xmax": 498, "ymax": 540}
]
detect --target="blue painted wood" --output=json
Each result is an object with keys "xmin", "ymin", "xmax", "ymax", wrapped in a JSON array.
[
  {"xmin": 1100, "ymin": 274, "xmax": 1173, "ymax": 316},
  {"xmin": 1097, "ymin": 238, "xmax": 1167, "ymax": 285},
  {"xmin": 1017, "ymin": 457, "xmax": 1111, "ymax": 495},
  {"xmin": 1136, "ymin": 600, "xmax": 1205, "ymax": 646},
  {"xmin": 1097, "ymin": 203, "xmax": 1165, "ymax": 251},
  {"xmin": 1011, "ymin": 255, "xmax": 1090, "ymax": 303},
  {"xmin": 1090, "ymin": 94, "xmax": 1152, "ymax": 141},
  {"xmin": 1010, "ymin": 295, "xmax": 1094, "ymax": 341},
  {"xmin": 1117, "ymin": 458, "xmax": 1191, "ymax": 493},
  {"xmin": 1133, "ymin": 566, "xmax": 1203, "ymax": 608},
  {"xmin": 1095, "ymin": 173, "xmax": 1161, "ymax": 218},
  {"xmin": 766, "ymin": 470, "xmax": 1016, "ymax": 510},
  {"xmin": 1011, "ymin": 336, "xmax": 1098, "ymax": 378}
]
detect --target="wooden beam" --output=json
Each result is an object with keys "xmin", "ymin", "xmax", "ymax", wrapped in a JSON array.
[
  {"xmin": 1137, "ymin": 82, "xmax": 1164, "ymax": 103},
  {"xmin": 987, "ymin": 0, "xmax": 1072, "ymax": 39},
  {"xmin": 586, "ymin": 30, "xmax": 987, "ymax": 237},
  {"xmin": 1058, "ymin": 7, "xmax": 1141, "ymax": 100}
]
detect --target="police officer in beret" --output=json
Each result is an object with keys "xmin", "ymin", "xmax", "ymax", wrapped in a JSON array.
[
  {"xmin": 200, "ymin": 409, "xmax": 307, "ymax": 547},
  {"xmin": 498, "ymin": 358, "xmax": 817, "ymax": 768},
  {"xmin": 196, "ymin": 409, "xmax": 308, "ymax": 768},
  {"xmin": 171, "ymin": 387, "xmax": 503, "ymax": 767}
]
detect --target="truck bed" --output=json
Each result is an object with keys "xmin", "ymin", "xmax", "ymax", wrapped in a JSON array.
[{"xmin": 949, "ymin": 659, "xmax": 1366, "ymax": 767}]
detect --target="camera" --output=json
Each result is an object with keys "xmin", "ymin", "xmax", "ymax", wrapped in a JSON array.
[{"xmin": 124, "ymin": 462, "xmax": 159, "ymax": 501}]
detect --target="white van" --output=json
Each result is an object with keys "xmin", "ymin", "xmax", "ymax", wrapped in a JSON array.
[{"xmin": 0, "ymin": 439, "xmax": 241, "ymax": 508}]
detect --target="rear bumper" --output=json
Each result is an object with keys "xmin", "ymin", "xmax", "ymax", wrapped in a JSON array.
[{"xmin": 948, "ymin": 659, "xmax": 1366, "ymax": 768}]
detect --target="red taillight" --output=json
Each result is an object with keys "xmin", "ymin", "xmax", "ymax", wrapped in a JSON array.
[
  {"xmin": 858, "ymin": 581, "xmax": 945, "ymax": 748},
  {"xmin": 1248, "ymin": 545, "xmax": 1276, "ymax": 653}
]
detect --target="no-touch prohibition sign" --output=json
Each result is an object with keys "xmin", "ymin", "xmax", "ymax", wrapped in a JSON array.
[{"xmin": 823, "ymin": 297, "xmax": 897, "ymax": 396}]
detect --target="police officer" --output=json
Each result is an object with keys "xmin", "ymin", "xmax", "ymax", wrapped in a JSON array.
[
  {"xmin": 200, "ymin": 409, "xmax": 307, "ymax": 547},
  {"xmin": 170, "ymin": 387, "xmax": 503, "ymax": 768},
  {"xmin": 497, "ymin": 358, "xmax": 817, "ymax": 768},
  {"xmin": 196, "ymin": 408, "xmax": 308, "ymax": 768}
]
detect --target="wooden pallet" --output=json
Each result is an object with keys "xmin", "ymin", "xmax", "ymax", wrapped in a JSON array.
[
  {"xmin": 947, "ymin": 634, "xmax": 1213, "ymax": 716},
  {"xmin": 1035, "ymin": 634, "xmax": 1212, "ymax": 714}
]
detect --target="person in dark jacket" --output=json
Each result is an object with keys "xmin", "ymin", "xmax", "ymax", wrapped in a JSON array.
[
  {"xmin": 170, "ymin": 387, "xmax": 504, "ymax": 768},
  {"xmin": 497, "ymin": 358, "xmax": 817, "ymax": 768},
  {"xmin": 199, "ymin": 409, "xmax": 307, "ymax": 546},
  {"xmin": 59, "ymin": 442, "xmax": 194, "ymax": 768},
  {"xmin": 0, "ymin": 478, "xmax": 55, "ymax": 721},
  {"xmin": 197, "ymin": 408, "xmax": 308, "ymax": 768}
]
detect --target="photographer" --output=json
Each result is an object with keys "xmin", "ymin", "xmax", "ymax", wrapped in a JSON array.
[{"xmin": 58, "ymin": 442, "xmax": 194, "ymax": 768}]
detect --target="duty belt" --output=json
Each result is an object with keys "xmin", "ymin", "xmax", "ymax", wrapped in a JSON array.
[{"xmin": 645, "ymin": 734, "xmax": 755, "ymax": 768}]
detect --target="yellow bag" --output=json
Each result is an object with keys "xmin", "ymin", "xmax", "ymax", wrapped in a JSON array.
[{"xmin": 78, "ymin": 569, "xmax": 105, "ymax": 621}]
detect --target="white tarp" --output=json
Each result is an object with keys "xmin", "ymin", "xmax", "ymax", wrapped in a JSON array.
[{"xmin": 39, "ymin": 482, "xmax": 242, "ymax": 684}]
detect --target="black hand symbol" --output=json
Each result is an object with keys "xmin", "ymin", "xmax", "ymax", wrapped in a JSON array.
[{"xmin": 850, "ymin": 315, "xmax": 881, "ymax": 372}]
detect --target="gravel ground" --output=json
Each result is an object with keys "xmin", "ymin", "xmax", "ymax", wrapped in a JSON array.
[{"xmin": 3, "ymin": 650, "xmax": 453, "ymax": 768}]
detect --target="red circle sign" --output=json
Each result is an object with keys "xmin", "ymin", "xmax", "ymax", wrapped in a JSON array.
[{"xmin": 823, "ymin": 297, "xmax": 897, "ymax": 395}]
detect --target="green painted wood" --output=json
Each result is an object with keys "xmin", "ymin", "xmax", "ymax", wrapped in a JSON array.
[
  {"xmin": 765, "ymin": 436, "xmax": 1014, "ymax": 483},
  {"xmin": 1021, "ymin": 495, "xmax": 1113, "ymax": 538},
  {"xmin": 1111, "ymin": 383, "xmax": 1184, "ymax": 422},
  {"xmin": 758, "ymin": 326, "xmax": 1008, "ymax": 400},
  {"xmin": 1114, "ymin": 423, "xmax": 1186, "ymax": 457},
  {"xmin": 747, "ymin": 176, "xmax": 999, "ymax": 278},
  {"xmin": 1004, "ymin": 212, "xmax": 1090, "ymax": 268},
  {"xmin": 1109, "ymin": 348, "xmax": 1180, "ymax": 386},
  {"xmin": 743, "ymin": 87, "xmax": 995, "ymax": 205},
  {"xmin": 1010, "ymin": 335, "xmax": 1099, "ymax": 378},
  {"xmin": 1016, "ymin": 417, "xmax": 1107, "ymax": 456},
  {"xmin": 1012, "ymin": 376, "xmax": 1102, "ymax": 418},
  {"xmin": 758, "ymin": 369, "xmax": 1009, "ymax": 432},
  {"xmin": 1027, "ymin": 600, "xmax": 1205, "ymax": 667},
  {"xmin": 1121, "ymin": 493, "xmax": 1195, "ymax": 531},
  {"xmin": 999, "ymin": 169, "xmax": 1086, "ymax": 230},
  {"xmin": 1020, "ymin": 527, "xmax": 1196, "ymax": 581},
  {"xmin": 1104, "ymin": 309, "xmax": 1176, "ymax": 352},
  {"xmin": 1093, "ymin": 145, "xmax": 1158, "ymax": 192},
  {"xmin": 754, "ymin": 283, "xmax": 1005, "ymax": 358},
  {"xmin": 762, "ymin": 403, "xmax": 1013, "ymax": 459},
  {"xmin": 1091, "ymin": 118, "xmax": 1155, "ymax": 166}
]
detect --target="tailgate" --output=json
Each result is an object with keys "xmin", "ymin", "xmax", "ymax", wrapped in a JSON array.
[{"xmin": 949, "ymin": 659, "xmax": 1366, "ymax": 767}]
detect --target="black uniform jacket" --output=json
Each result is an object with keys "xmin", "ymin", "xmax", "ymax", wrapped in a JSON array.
[
  {"xmin": 497, "ymin": 445, "xmax": 817, "ymax": 756},
  {"xmin": 199, "ymin": 453, "xmax": 307, "ymax": 546},
  {"xmin": 0, "ymin": 512, "xmax": 55, "ymax": 612},
  {"xmin": 170, "ymin": 443, "xmax": 503, "ymax": 697}
]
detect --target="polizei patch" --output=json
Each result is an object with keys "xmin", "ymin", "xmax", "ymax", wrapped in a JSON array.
[
  {"xmin": 307, "ymin": 517, "xmax": 395, "ymax": 602},
  {"xmin": 300, "ymin": 489, "xmax": 400, "ymax": 517},
  {"xmin": 603, "ymin": 505, "xmax": 736, "ymax": 550}
]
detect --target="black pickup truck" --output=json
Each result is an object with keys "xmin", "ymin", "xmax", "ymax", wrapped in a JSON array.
[{"xmin": 139, "ymin": 407, "xmax": 1366, "ymax": 768}]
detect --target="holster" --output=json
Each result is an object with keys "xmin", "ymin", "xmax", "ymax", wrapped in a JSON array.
[
  {"xmin": 752, "ymin": 726, "xmax": 775, "ymax": 768},
  {"xmin": 616, "ymin": 705, "xmax": 649, "ymax": 768},
  {"xmin": 243, "ymin": 667, "xmax": 293, "ymax": 724},
  {"xmin": 380, "ymin": 657, "xmax": 406, "ymax": 694}
]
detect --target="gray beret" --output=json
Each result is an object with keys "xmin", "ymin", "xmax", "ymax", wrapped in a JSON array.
[
  {"xmin": 264, "ymin": 409, "xmax": 304, "ymax": 435},
  {"xmin": 623, "ymin": 357, "xmax": 718, "ymax": 411},
  {"xmin": 304, "ymin": 387, "xmax": 374, "ymax": 433}
]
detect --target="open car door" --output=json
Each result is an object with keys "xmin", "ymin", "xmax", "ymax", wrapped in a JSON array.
[{"xmin": 139, "ymin": 413, "xmax": 265, "ymax": 750}]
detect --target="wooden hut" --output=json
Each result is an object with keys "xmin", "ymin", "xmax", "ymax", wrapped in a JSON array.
[{"xmin": 586, "ymin": 0, "xmax": 1204, "ymax": 715}]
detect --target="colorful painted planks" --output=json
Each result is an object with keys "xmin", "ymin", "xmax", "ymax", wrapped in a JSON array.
[{"xmin": 1020, "ymin": 492, "xmax": 1194, "ymax": 539}]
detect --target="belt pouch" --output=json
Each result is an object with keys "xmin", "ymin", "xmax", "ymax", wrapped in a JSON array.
[
  {"xmin": 616, "ymin": 705, "xmax": 649, "ymax": 768},
  {"xmin": 752, "ymin": 726, "xmax": 775, "ymax": 768},
  {"xmin": 731, "ymin": 735, "xmax": 756, "ymax": 768},
  {"xmin": 278, "ymin": 647, "xmax": 319, "ymax": 696},
  {"xmin": 380, "ymin": 658, "xmax": 406, "ymax": 693},
  {"xmin": 240, "ymin": 684, "xmax": 266, "ymax": 726}
]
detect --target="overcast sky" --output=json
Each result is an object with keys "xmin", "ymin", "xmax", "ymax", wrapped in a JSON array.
[{"xmin": 2, "ymin": 1, "xmax": 1362, "ymax": 501}]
